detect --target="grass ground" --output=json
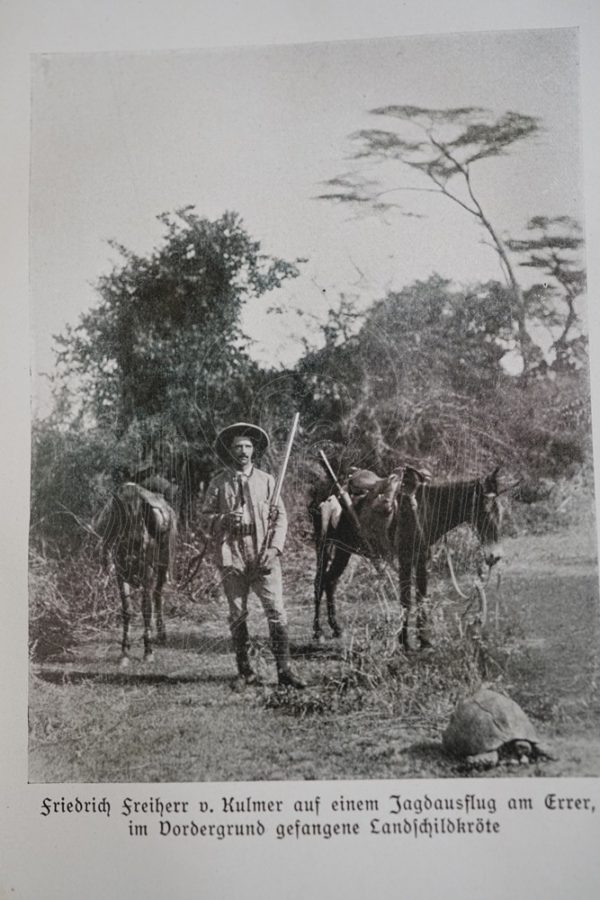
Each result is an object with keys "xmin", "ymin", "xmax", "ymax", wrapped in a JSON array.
[{"xmin": 29, "ymin": 523, "xmax": 600, "ymax": 782}]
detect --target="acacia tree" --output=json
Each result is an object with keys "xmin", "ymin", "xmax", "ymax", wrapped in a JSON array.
[
  {"xmin": 507, "ymin": 215, "xmax": 586, "ymax": 370},
  {"xmin": 319, "ymin": 106, "xmax": 542, "ymax": 379}
]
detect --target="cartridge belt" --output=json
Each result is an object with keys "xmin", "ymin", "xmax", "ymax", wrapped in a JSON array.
[{"xmin": 231, "ymin": 523, "xmax": 256, "ymax": 537}]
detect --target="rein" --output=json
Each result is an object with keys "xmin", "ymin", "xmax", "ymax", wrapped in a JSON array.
[
  {"xmin": 177, "ymin": 538, "xmax": 210, "ymax": 592},
  {"xmin": 442, "ymin": 482, "xmax": 498, "ymax": 626},
  {"xmin": 443, "ymin": 539, "xmax": 470, "ymax": 600},
  {"xmin": 444, "ymin": 540, "xmax": 491, "ymax": 627}
]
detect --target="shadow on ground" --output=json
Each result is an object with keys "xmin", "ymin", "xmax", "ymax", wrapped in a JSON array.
[{"xmin": 34, "ymin": 667, "xmax": 232, "ymax": 687}]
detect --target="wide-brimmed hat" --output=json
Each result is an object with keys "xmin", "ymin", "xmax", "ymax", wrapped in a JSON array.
[{"xmin": 214, "ymin": 422, "xmax": 270, "ymax": 462}]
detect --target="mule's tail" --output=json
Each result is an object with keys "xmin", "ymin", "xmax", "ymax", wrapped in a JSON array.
[{"xmin": 166, "ymin": 512, "xmax": 178, "ymax": 581}]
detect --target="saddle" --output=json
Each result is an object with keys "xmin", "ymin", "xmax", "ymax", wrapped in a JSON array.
[
  {"xmin": 138, "ymin": 474, "xmax": 178, "ymax": 505},
  {"xmin": 122, "ymin": 482, "xmax": 176, "ymax": 536},
  {"xmin": 339, "ymin": 464, "xmax": 432, "ymax": 560},
  {"xmin": 347, "ymin": 464, "xmax": 431, "ymax": 511}
]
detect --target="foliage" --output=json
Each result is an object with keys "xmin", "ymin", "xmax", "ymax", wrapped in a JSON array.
[
  {"xmin": 509, "ymin": 460, "xmax": 596, "ymax": 535},
  {"xmin": 259, "ymin": 569, "xmax": 516, "ymax": 725},
  {"xmin": 290, "ymin": 274, "xmax": 590, "ymax": 484},
  {"xmin": 29, "ymin": 545, "xmax": 115, "ymax": 661},
  {"xmin": 35, "ymin": 210, "xmax": 302, "ymax": 538},
  {"xmin": 29, "ymin": 551, "xmax": 75, "ymax": 661},
  {"xmin": 30, "ymin": 419, "xmax": 114, "ymax": 552},
  {"xmin": 54, "ymin": 208, "xmax": 301, "ymax": 434},
  {"xmin": 507, "ymin": 216, "xmax": 587, "ymax": 370}
]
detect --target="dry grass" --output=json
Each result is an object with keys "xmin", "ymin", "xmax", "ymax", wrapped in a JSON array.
[
  {"xmin": 29, "ymin": 545, "xmax": 117, "ymax": 662},
  {"xmin": 28, "ymin": 512, "xmax": 600, "ymax": 782},
  {"xmin": 29, "ymin": 552, "xmax": 75, "ymax": 661},
  {"xmin": 261, "ymin": 575, "xmax": 512, "ymax": 729}
]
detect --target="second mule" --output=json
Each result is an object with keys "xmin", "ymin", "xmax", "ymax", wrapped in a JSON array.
[{"xmin": 95, "ymin": 482, "xmax": 177, "ymax": 665}]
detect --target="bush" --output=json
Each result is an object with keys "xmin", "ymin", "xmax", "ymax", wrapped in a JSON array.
[
  {"xmin": 30, "ymin": 421, "xmax": 116, "ymax": 554},
  {"xmin": 508, "ymin": 460, "xmax": 596, "ymax": 535},
  {"xmin": 29, "ymin": 551, "xmax": 75, "ymax": 661},
  {"xmin": 29, "ymin": 543, "xmax": 117, "ymax": 662}
]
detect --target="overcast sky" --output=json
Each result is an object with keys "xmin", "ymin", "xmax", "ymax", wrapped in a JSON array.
[{"xmin": 30, "ymin": 27, "xmax": 582, "ymax": 413}]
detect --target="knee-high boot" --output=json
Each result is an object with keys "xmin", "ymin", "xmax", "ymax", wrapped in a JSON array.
[
  {"xmin": 231, "ymin": 619, "xmax": 257, "ymax": 683},
  {"xmin": 269, "ymin": 622, "xmax": 306, "ymax": 689}
]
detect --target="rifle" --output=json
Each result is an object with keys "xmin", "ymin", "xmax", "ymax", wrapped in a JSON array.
[
  {"xmin": 317, "ymin": 449, "xmax": 363, "ymax": 535},
  {"xmin": 259, "ymin": 413, "xmax": 300, "ymax": 561},
  {"xmin": 318, "ymin": 449, "xmax": 398, "ymax": 595}
]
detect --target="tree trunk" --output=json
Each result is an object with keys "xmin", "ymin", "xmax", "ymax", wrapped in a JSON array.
[{"xmin": 477, "ymin": 211, "xmax": 532, "ymax": 384}]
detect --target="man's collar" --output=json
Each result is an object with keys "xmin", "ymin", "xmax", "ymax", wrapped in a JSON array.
[{"xmin": 230, "ymin": 464, "xmax": 254, "ymax": 478}]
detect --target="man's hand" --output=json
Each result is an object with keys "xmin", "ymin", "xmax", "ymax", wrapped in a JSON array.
[{"xmin": 257, "ymin": 547, "xmax": 281, "ymax": 572}]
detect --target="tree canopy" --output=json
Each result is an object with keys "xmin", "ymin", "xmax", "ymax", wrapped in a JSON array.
[
  {"xmin": 55, "ymin": 208, "xmax": 301, "ymax": 432},
  {"xmin": 507, "ymin": 216, "xmax": 586, "ymax": 371},
  {"xmin": 295, "ymin": 275, "xmax": 523, "ymax": 473}
]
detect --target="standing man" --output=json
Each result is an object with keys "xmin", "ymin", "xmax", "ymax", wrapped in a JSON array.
[{"xmin": 201, "ymin": 422, "xmax": 305, "ymax": 690}]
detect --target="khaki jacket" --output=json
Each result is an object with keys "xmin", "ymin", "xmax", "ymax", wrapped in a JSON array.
[{"xmin": 201, "ymin": 467, "xmax": 287, "ymax": 568}]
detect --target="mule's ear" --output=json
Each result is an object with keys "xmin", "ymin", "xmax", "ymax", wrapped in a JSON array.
[
  {"xmin": 405, "ymin": 465, "xmax": 432, "ymax": 485},
  {"xmin": 402, "ymin": 467, "xmax": 421, "ymax": 493},
  {"xmin": 402, "ymin": 465, "xmax": 431, "ymax": 494}
]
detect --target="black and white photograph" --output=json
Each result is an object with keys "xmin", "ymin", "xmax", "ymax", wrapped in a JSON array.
[
  {"xmin": 3, "ymin": 2, "xmax": 600, "ymax": 898},
  {"xmin": 26, "ymin": 26, "xmax": 599, "ymax": 785}
]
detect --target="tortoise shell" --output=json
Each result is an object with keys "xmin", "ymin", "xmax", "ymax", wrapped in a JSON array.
[{"xmin": 443, "ymin": 688, "xmax": 539, "ymax": 758}]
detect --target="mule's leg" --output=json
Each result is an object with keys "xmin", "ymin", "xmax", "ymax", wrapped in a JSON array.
[
  {"xmin": 154, "ymin": 566, "xmax": 167, "ymax": 645},
  {"xmin": 415, "ymin": 555, "xmax": 433, "ymax": 648},
  {"xmin": 313, "ymin": 542, "xmax": 328, "ymax": 642},
  {"xmin": 398, "ymin": 551, "xmax": 413, "ymax": 648},
  {"xmin": 141, "ymin": 570, "xmax": 154, "ymax": 661},
  {"xmin": 118, "ymin": 577, "xmax": 132, "ymax": 667},
  {"xmin": 324, "ymin": 546, "xmax": 351, "ymax": 638}
]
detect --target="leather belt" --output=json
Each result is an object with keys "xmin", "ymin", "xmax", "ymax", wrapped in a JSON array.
[{"xmin": 231, "ymin": 523, "xmax": 256, "ymax": 537}]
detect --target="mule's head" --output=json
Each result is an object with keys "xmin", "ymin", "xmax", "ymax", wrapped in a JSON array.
[
  {"xmin": 473, "ymin": 467, "xmax": 504, "ymax": 567},
  {"xmin": 375, "ymin": 465, "xmax": 431, "ymax": 515}
]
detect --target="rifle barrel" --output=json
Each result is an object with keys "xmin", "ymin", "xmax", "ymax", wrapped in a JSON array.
[
  {"xmin": 260, "ymin": 413, "xmax": 300, "ymax": 557},
  {"xmin": 272, "ymin": 412, "xmax": 300, "ymax": 507},
  {"xmin": 317, "ymin": 449, "xmax": 363, "ymax": 533}
]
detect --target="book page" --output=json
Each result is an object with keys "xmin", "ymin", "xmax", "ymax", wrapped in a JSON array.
[{"xmin": 2, "ymin": 2, "xmax": 600, "ymax": 898}]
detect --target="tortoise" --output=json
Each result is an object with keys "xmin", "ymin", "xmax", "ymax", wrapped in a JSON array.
[{"xmin": 443, "ymin": 687, "xmax": 555, "ymax": 769}]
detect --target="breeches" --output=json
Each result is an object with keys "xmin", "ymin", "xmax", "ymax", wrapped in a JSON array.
[{"xmin": 222, "ymin": 562, "xmax": 287, "ymax": 629}]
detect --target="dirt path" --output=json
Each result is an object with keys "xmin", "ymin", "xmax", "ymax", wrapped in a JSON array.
[
  {"xmin": 497, "ymin": 528, "xmax": 599, "ymax": 731},
  {"xmin": 29, "ymin": 525, "xmax": 600, "ymax": 782}
]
